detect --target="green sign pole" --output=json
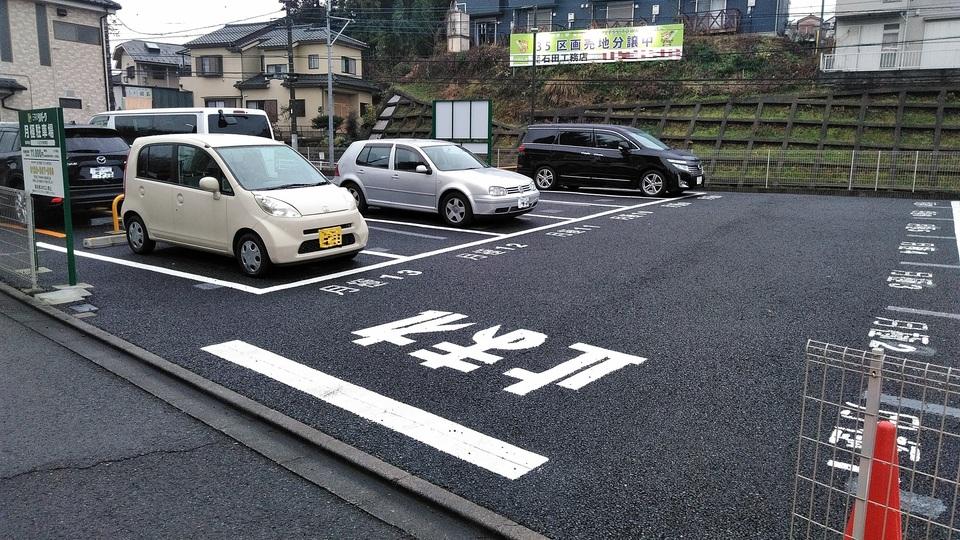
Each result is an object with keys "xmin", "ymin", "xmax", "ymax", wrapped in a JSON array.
[{"xmin": 19, "ymin": 107, "xmax": 76, "ymax": 286}]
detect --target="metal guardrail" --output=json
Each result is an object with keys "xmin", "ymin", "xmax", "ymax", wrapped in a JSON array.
[
  {"xmin": 701, "ymin": 149, "xmax": 960, "ymax": 193},
  {"xmin": 0, "ymin": 186, "xmax": 38, "ymax": 290},
  {"xmin": 792, "ymin": 341, "xmax": 960, "ymax": 539}
]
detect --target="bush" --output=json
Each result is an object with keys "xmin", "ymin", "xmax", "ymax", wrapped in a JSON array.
[{"xmin": 311, "ymin": 114, "xmax": 344, "ymax": 131}]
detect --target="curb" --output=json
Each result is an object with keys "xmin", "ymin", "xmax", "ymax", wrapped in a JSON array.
[{"xmin": 0, "ymin": 281, "xmax": 548, "ymax": 540}]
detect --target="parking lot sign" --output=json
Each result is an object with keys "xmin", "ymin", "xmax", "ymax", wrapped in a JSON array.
[{"xmin": 18, "ymin": 107, "xmax": 76, "ymax": 285}]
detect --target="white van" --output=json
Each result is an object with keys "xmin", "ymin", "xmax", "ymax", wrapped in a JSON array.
[
  {"xmin": 90, "ymin": 108, "xmax": 274, "ymax": 145},
  {"xmin": 122, "ymin": 134, "xmax": 368, "ymax": 277}
]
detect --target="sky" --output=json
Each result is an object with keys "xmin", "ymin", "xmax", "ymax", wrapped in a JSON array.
[{"xmin": 109, "ymin": 0, "xmax": 837, "ymax": 47}]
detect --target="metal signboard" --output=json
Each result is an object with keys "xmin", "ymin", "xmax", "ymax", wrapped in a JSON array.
[
  {"xmin": 509, "ymin": 23, "xmax": 684, "ymax": 67},
  {"xmin": 433, "ymin": 100, "xmax": 492, "ymax": 162}
]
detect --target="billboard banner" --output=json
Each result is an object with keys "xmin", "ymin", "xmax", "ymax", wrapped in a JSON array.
[{"xmin": 509, "ymin": 24, "xmax": 684, "ymax": 67}]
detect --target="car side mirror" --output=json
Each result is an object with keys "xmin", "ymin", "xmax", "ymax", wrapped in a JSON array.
[
  {"xmin": 199, "ymin": 176, "xmax": 221, "ymax": 199},
  {"xmin": 415, "ymin": 164, "xmax": 430, "ymax": 174}
]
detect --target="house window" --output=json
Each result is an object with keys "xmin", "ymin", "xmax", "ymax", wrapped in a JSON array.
[
  {"xmin": 59, "ymin": 97, "xmax": 82, "ymax": 109},
  {"xmin": 53, "ymin": 21, "xmax": 101, "ymax": 45},
  {"xmin": 882, "ymin": 23, "xmax": 900, "ymax": 50},
  {"xmin": 0, "ymin": 0, "xmax": 11, "ymax": 62},
  {"xmin": 476, "ymin": 21, "xmax": 497, "ymax": 45},
  {"xmin": 341, "ymin": 56, "xmax": 356, "ymax": 75},
  {"xmin": 605, "ymin": 1, "xmax": 634, "ymax": 24},
  {"xmin": 266, "ymin": 63, "xmax": 288, "ymax": 74},
  {"xmin": 196, "ymin": 56, "xmax": 223, "ymax": 77},
  {"xmin": 35, "ymin": 4, "xmax": 50, "ymax": 66},
  {"xmin": 308, "ymin": 54, "xmax": 320, "ymax": 69},
  {"xmin": 205, "ymin": 98, "xmax": 237, "ymax": 108},
  {"xmin": 247, "ymin": 99, "xmax": 278, "ymax": 122},
  {"xmin": 150, "ymin": 66, "xmax": 166, "ymax": 80},
  {"xmin": 525, "ymin": 9, "xmax": 552, "ymax": 31},
  {"xmin": 126, "ymin": 65, "xmax": 135, "ymax": 79}
]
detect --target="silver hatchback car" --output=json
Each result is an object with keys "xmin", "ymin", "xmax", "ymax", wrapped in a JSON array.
[{"xmin": 334, "ymin": 139, "xmax": 540, "ymax": 226}]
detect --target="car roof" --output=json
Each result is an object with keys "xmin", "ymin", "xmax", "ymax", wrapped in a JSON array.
[
  {"xmin": 131, "ymin": 133, "xmax": 283, "ymax": 148},
  {"xmin": 361, "ymin": 138, "xmax": 453, "ymax": 147},
  {"xmin": 0, "ymin": 122, "xmax": 18, "ymax": 129},
  {"xmin": 526, "ymin": 124, "xmax": 636, "ymax": 131},
  {"xmin": 93, "ymin": 107, "xmax": 270, "ymax": 116},
  {"xmin": 64, "ymin": 124, "xmax": 119, "ymax": 131}
]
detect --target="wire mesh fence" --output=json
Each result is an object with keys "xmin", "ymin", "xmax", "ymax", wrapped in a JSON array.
[
  {"xmin": 0, "ymin": 186, "xmax": 38, "ymax": 290},
  {"xmin": 792, "ymin": 340, "xmax": 960, "ymax": 539},
  {"xmin": 702, "ymin": 149, "xmax": 960, "ymax": 193}
]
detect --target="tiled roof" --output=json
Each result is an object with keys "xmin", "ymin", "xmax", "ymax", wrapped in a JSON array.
[
  {"xmin": 234, "ymin": 73, "xmax": 379, "ymax": 93},
  {"xmin": 115, "ymin": 40, "xmax": 189, "ymax": 66},
  {"xmin": 183, "ymin": 22, "xmax": 275, "ymax": 48},
  {"xmin": 253, "ymin": 25, "xmax": 367, "ymax": 50}
]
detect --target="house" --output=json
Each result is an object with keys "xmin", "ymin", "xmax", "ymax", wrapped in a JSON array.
[
  {"xmin": 822, "ymin": 0, "xmax": 960, "ymax": 73},
  {"xmin": 112, "ymin": 39, "xmax": 193, "ymax": 109},
  {"xmin": 179, "ymin": 21, "xmax": 377, "ymax": 132},
  {"xmin": 0, "ymin": 0, "xmax": 121, "ymax": 123},
  {"xmin": 464, "ymin": 0, "xmax": 789, "ymax": 46},
  {"xmin": 794, "ymin": 14, "xmax": 821, "ymax": 39}
]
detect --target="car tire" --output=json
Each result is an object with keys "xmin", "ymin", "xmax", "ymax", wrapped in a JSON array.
[
  {"xmin": 534, "ymin": 166, "xmax": 557, "ymax": 190},
  {"xmin": 126, "ymin": 214, "xmax": 156, "ymax": 255},
  {"xmin": 639, "ymin": 170, "xmax": 668, "ymax": 197},
  {"xmin": 342, "ymin": 182, "xmax": 368, "ymax": 212},
  {"xmin": 235, "ymin": 232, "xmax": 272, "ymax": 277},
  {"xmin": 439, "ymin": 192, "xmax": 473, "ymax": 227}
]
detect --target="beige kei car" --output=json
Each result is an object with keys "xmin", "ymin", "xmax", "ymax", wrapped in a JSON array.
[{"xmin": 122, "ymin": 134, "xmax": 368, "ymax": 277}]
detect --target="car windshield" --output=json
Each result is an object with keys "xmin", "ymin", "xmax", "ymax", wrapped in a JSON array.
[
  {"xmin": 215, "ymin": 145, "xmax": 328, "ymax": 191},
  {"xmin": 65, "ymin": 130, "xmax": 129, "ymax": 153},
  {"xmin": 623, "ymin": 128, "xmax": 670, "ymax": 150},
  {"xmin": 422, "ymin": 145, "xmax": 487, "ymax": 171},
  {"xmin": 207, "ymin": 113, "xmax": 272, "ymax": 138}
]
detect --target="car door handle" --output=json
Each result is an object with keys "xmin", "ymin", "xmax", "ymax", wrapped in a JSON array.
[
  {"xmin": 357, "ymin": 168, "xmax": 365, "ymax": 174},
  {"xmin": 592, "ymin": 153, "xmax": 603, "ymax": 157},
  {"xmin": 579, "ymin": 151, "xmax": 592, "ymax": 156},
  {"xmin": 391, "ymin": 173, "xmax": 399, "ymax": 178}
]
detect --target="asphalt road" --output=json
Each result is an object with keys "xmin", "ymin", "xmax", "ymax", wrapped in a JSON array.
[{"xmin": 18, "ymin": 191, "xmax": 960, "ymax": 538}]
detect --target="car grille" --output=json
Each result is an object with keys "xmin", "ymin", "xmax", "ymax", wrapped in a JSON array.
[
  {"xmin": 298, "ymin": 233, "xmax": 356, "ymax": 254},
  {"xmin": 303, "ymin": 223, "xmax": 352, "ymax": 235},
  {"xmin": 505, "ymin": 184, "xmax": 533, "ymax": 194}
]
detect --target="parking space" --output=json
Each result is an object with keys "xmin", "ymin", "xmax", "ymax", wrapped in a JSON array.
[{"xmin": 24, "ymin": 192, "xmax": 960, "ymax": 537}]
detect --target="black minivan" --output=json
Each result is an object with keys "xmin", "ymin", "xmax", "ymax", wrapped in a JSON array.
[{"xmin": 516, "ymin": 123, "xmax": 704, "ymax": 196}]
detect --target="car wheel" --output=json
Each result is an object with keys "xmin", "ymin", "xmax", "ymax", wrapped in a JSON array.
[
  {"xmin": 126, "ymin": 214, "xmax": 156, "ymax": 255},
  {"xmin": 343, "ymin": 182, "xmax": 368, "ymax": 212},
  {"xmin": 534, "ymin": 166, "xmax": 557, "ymax": 190},
  {"xmin": 440, "ymin": 192, "xmax": 473, "ymax": 227},
  {"xmin": 235, "ymin": 232, "xmax": 272, "ymax": 277},
  {"xmin": 639, "ymin": 170, "xmax": 668, "ymax": 196}
]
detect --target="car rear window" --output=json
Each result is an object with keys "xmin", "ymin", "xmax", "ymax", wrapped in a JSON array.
[
  {"xmin": 65, "ymin": 129, "xmax": 129, "ymax": 153},
  {"xmin": 558, "ymin": 130, "xmax": 592, "ymax": 147},
  {"xmin": 522, "ymin": 128, "xmax": 557, "ymax": 144},
  {"xmin": 207, "ymin": 113, "xmax": 272, "ymax": 138},
  {"xmin": 114, "ymin": 114, "xmax": 197, "ymax": 144}
]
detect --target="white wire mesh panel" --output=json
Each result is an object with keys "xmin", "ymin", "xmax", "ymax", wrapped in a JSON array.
[
  {"xmin": 0, "ymin": 186, "xmax": 37, "ymax": 288},
  {"xmin": 792, "ymin": 340, "xmax": 960, "ymax": 539}
]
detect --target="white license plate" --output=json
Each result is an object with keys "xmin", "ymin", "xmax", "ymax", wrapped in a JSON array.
[
  {"xmin": 696, "ymin": 176, "xmax": 703, "ymax": 185},
  {"xmin": 91, "ymin": 166, "xmax": 113, "ymax": 179},
  {"xmin": 517, "ymin": 196, "xmax": 530, "ymax": 209}
]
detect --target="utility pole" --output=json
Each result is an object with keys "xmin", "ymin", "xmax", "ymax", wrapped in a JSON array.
[
  {"xmin": 529, "ymin": 27, "xmax": 537, "ymax": 123},
  {"xmin": 326, "ymin": 1, "xmax": 335, "ymax": 167},
  {"xmin": 816, "ymin": 0, "xmax": 826, "ymax": 53},
  {"xmin": 282, "ymin": 0, "xmax": 299, "ymax": 150}
]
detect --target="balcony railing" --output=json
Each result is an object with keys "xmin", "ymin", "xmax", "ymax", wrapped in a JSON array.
[
  {"xmin": 820, "ymin": 48, "xmax": 960, "ymax": 72},
  {"xmin": 680, "ymin": 9, "xmax": 741, "ymax": 35}
]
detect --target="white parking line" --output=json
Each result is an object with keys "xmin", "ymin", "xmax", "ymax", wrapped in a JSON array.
[
  {"xmin": 368, "ymin": 226, "xmax": 446, "ymax": 240},
  {"xmin": 36, "ymin": 242, "xmax": 263, "ymax": 294},
  {"xmin": 202, "ymin": 340, "xmax": 549, "ymax": 480},
  {"xmin": 952, "ymin": 201, "xmax": 960, "ymax": 263},
  {"xmin": 365, "ymin": 218, "xmax": 503, "ymax": 237},
  {"xmin": 525, "ymin": 214, "xmax": 573, "ymax": 220},
  {"xmin": 906, "ymin": 235, "xmax": 956, "ymax": 240},
  {"xmin": 539, "ymin": 189, "xmax": 665, "ymax": 200},
  {"xmin": 887, "ymin": 306, "xmax": 960, "ymax": 321},
  {"xmin": 900, "ymin": 261, "xmax": 960, "ymax": 269},
  {"xmin": 538, "ymin": 199, "xmax": 625, "ymax": 208},
  {"xmin": 361, "ymin": 250, "xmax": 407, "ymax": 259}
]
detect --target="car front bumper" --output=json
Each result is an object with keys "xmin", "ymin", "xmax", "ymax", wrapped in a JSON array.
[
  {"xmin": 472, "ymin": 192, "xmax": 540, "ymax": 216},
  {"xmin": 253, "ymin": 208, "xmax": 369, "ymax": 265}
]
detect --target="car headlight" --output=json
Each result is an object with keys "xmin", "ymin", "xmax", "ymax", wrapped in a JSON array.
[
  {"xmin": 528, "ymin": 181, "xmax": 535, "ymax": 190},
  {"xmin": 666, "ymin": 159, "xmax": 689, "ymax": 167},
  {"xmin": 255, "ymin": 195, "xmax": 301, "ymax": 217},
  {"xmin": 489, "ymin": 186, "xmax": 507, "ymax": 196},
  {"xmin": 340, "ymin": 187, "xmax": 357, "ymax": 210}
]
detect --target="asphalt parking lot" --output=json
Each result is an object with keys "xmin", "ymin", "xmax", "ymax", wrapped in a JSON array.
[{"xmin": 23, "ymin": 190, "xmax": 960, "ymax": 538}]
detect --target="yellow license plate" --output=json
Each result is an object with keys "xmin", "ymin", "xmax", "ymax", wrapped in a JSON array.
[{"xmin": 318, "ymin": 226, "xmax": 342, "ymax": 248}]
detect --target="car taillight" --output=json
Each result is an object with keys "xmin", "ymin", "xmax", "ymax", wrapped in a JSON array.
[
  {"xmin": 333, "ymin": 164, "xmax": 340, "ymax": 177},
  {"xmin": 517, "ymin": 144, "xmax": 526, "ymax": 155},
  {"xmin": 122, "ymin": 160, "xmax": 127, "ymax": 191},
  {"xmin": 51, "ymin": 197, "xmax": 63, "ymax": 204}
]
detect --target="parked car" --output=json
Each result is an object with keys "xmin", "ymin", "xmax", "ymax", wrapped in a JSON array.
[
  {"xmin": 0, "ymin": 122, "xmax": 129, "ymax": 221},
  {"xmin": 122, "ymin": 134, "xmax": 367, "ymax": 277},
  {"xmin": 334, "ymin": 139, "xmax": 539, "ymax": 227},
  {"xmin": 90, "ymin": 108, "xmax": 274, "ymax": 145},
  {"xmin": 516, "ymin": 124, "xmax": 704, "ymax": 196}
]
